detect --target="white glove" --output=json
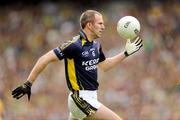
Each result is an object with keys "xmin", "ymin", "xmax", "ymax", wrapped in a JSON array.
[{"xmin": 124, "ymin": 36, "xmax": 143, "ymax": 56}]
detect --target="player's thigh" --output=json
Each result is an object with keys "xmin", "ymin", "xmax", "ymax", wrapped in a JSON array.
[{"xmin": 84, "ymin": 104, "xmax": 122, "ymax": 120}]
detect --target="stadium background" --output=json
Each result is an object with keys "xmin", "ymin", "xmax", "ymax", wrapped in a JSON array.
[{"xmin": 0, "ymin": 0, "xmax": 179, "ymax": 120}]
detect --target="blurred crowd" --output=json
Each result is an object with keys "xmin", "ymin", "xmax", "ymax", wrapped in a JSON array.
[{"xmin": 0, "ymin": 1, "xmax": 179, "ymax": 120}]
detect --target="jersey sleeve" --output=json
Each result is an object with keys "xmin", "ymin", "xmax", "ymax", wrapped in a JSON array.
[
  {"xmin": 98, "ymin": 44, "xmax": 106, "ymax": 63},
  {"xmin": 53, "ymin": 40, "xmax": 76, "ymax": 60}
]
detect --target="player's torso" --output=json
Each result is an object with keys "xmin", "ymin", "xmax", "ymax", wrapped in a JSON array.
[
  {"xmin": 75, "ymin": 39, "xmax": 100, "ymax": 71},
  {"xmin": 65, "ymin": 37, "xmax": 101, "ymax": 91}
]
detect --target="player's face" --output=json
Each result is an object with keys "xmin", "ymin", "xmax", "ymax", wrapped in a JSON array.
[{"xmin": 90, "ymin": 14, "xmax": 105, "ymax": 38}]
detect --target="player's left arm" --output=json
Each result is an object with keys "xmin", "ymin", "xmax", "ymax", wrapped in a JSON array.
[
  {"xmin": 98, "ymin": 36, "xmax": 143, "ymax": 71},
  {"xmin": 98, "ymin": 52, "xmax": 126, "ymax": 71}
]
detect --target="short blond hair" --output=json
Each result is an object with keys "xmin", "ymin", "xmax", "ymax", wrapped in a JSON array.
[{"xmin": 80, "ymin": 10, "xmax": 102, "ymax": 29}]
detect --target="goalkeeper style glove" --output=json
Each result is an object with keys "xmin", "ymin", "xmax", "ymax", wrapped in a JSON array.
[
  {"xmin": 12, "ymin": 81, "xmax": 32, "ymax": 101},
  {"xmin": 124, "ymin": 36, "xmax": 143, "ymax": 57}
]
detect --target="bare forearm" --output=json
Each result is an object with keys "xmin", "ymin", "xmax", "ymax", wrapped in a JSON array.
[
  {"xmin": 98, "ymin": 52, "xmax": 126, "ymax": 71},
  {"xmin": 27, "ymin": 56, "xmax": 49, "ymax": 83},
  {"xmin": 27, "ymin": 50, "xmax": 58, "ymax": 84}
]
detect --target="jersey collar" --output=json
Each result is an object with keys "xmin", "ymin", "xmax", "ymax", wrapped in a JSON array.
[{"xmin": 79, "ymin": 30, "xmax": 93, "ymax": 43}]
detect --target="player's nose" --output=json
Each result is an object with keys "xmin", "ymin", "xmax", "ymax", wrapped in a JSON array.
[{"xmin": 102, "ymin": 24, "xmax": 105, "ymax": 30}]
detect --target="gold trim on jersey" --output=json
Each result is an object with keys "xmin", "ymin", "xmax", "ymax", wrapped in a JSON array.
[
  {"xmin": 81, "ymin": 38, "xmax": 86, "ymax": 46},
  {"xmin": 61, "ymin": 35, "xmax": 80, "ymax": 50},
  {"xmin": 67, "ymin": 58, "xmax": 80, "ymax": 90}
]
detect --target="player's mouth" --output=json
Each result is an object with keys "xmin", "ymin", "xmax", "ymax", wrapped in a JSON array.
[
  {"xmin": 99, "ymin": 30, "xmax": 103, "ymax": 34},
  {"xmin": 99, "ymin": 32, "xmax": 102, "ymax": 36}
]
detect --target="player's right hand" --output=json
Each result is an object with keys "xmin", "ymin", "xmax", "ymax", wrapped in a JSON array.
[
  {"xmin": 124, "ymin": 36, "xmax": 143, "ymax": 56},
  {"xmin": 12, "ymin": 81, "xmax": 32, "ymax": 101}
]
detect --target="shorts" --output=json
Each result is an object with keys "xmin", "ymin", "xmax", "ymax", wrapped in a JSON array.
[{"xmin": 68, "ymin": 90, "xmax": 102, "ymax": 119}]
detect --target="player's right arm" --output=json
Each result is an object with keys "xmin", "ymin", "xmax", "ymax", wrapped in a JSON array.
[
  {"xmin": 12, "ymin": 50, "xmax": 59, "ymax": 101},
  {"xmin": 12, "ymin": 38, "xmax": 77, "ymax": 101},
  {"xmin": 27, "ymin": 50, "xmax": 59, "ymax": 83}
]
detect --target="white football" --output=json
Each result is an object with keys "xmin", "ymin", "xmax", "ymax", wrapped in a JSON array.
[{"xmin": 117, "ymin": 16, "xmax": 140, "ymax": 40}]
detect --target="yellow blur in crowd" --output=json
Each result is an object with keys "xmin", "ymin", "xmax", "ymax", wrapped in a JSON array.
[{"xmin": 0, "ymin": 99, "xmax": 4, "ymax": 120}]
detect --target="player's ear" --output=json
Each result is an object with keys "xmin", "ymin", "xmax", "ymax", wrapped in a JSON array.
[
  {"xmin": 87, "ymin": 22, "xmax": 91, "ymax": 28},
  {"xmin": 87, "ymin": 22, "xmax": 93, "ymax": 31}
]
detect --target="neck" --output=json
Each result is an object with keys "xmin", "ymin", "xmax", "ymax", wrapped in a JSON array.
[{"xmin": 82, "ymin": 29, "xmax": 94, "ymax": 42}]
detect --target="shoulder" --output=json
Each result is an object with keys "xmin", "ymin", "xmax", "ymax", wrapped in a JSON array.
[{"xmin": 60, "ymin": 35, "xmax": 80, "ymax": 50}]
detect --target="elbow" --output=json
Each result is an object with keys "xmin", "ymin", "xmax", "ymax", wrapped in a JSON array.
[
  {"xmin": 37, "ymin": 51, "xmax": 57, "ymax": 66},
  {"xmin": 99, "ymin": 66, "xmax": 110, "ymax": 72},
  {"xmin": 103, "ymin": 67, "xmax": 111, "ymax": 72},
  {"xmin": 38, "ymin": 55, "xmax": 50, "ymax": 65},
  {"xmin": 98, "ymin": 60, "xmax": 111, "ymax": 72}
]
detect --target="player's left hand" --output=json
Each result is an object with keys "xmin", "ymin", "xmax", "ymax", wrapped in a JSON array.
[
  {"xmin": 124, "ymin": 36, "xmax": 143, "ymax": 56},
  {"xmin": 12, "ymin": 81, "xmax": 32, "ymax": 101}
]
